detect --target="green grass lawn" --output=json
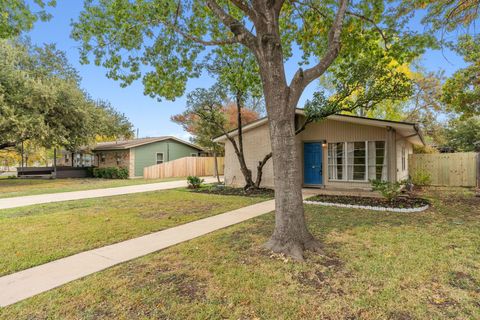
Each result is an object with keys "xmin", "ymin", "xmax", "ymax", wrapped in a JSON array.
[
  {"xmin": 0, "ymin": 189, "xmax": 268, "ymax": 276},
  {"xmin": 1, "ymin": 187, "xmax": 479, "ymax": 319},
  {"xmin": 0, "ymin": 177, "xmax": 184, "ymax": 198}
]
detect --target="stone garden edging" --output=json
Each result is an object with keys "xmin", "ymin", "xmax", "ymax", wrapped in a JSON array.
[{"xmin": 303, "ymin": 200, "xmax": 429, "ymax": 213}]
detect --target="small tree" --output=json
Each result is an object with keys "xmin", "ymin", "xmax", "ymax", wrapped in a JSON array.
[
  {"xmin": 371, "ymin": 179, "xmax": 406, "ymax": 202},
  {"xmin": 172, "ymin": 86, "xmax": 262, "ymax": 187}
]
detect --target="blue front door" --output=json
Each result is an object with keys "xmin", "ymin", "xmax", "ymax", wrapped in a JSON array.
[{"xmin": 304, "ymin": 142, "xmax": 323, "ymax": 185}]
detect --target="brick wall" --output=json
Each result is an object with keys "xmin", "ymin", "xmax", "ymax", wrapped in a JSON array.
[{"xmin": 96, "ymin": 150, "xmax": 130, "ymax": 170}]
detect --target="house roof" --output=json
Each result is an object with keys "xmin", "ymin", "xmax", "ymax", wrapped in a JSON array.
[
  {"xmin": 92, "ymin": 136, "xmax": 204, "ymax": 151},
  {"xmin": 213, "ymin": 109, "xmax": 425, "ymax": 146}
]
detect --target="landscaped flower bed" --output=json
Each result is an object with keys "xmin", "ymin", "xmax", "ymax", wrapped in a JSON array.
[
  {"xmin": 192, "ymin": 184, "xmax": 274, "ymax": 198},
  {"xmin": 304, "ymin": 195, "xmax": 430, "ymax": 213}
]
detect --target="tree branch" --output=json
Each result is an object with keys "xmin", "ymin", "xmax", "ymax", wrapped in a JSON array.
[
  {"xmin": 171, "ymin": 24, "xmax": 239, "ymax": 46},
  {"xmin": 270, "ymin": 0, "xmax": 286, "ymax": 15},
  {"xmin": 205, "ymin": 0, "xmax": 258, "ymax": 50},
  {"xmin": 345, "ymin": 10, "xmax": 389, "ymax": 49},
  {"xmin": 289, "ymin": 0, "xmax": 349, "ymax": 104},
  {"xmin": 255, "ymin": 151, "xmax": 272, "ymax": 187},
  {"xmin": 231, "ymin": 0, "xmax": 257, "ymax": 20}
]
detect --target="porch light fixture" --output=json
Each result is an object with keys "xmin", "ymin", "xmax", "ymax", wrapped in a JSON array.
[{"xmin": 322, "ymin": 140, "xmax": 327, "ymax": 147}]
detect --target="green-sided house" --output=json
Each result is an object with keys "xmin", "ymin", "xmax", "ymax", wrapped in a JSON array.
[{"xmin": 92, "ymin": 137, "xmax": 204, "ymax": 178}]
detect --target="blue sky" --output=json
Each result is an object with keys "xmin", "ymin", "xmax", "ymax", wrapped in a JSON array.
[{"xmin": 26, "ymin": 2, "xmax": 467, "ymax": 140}]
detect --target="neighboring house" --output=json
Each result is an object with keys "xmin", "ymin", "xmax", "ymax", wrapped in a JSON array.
[
  {"xmin": 213, "ymin": 109, "xmax": 425, "ymax": 190},
  {"xmin": 58, "ymin": 150, "xmax": 95, "ymax": 167},
  {"xmin": 92, "ymin": 137, "xmax": 204, "ymax": 178}
]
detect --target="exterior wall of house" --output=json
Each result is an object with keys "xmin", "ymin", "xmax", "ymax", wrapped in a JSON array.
[
  {"xmin": 224, "ymin": 124, "xmax": 274, "ymax": 187},
  {"xmin": 298, "ymin": 119, "xmax": 388, "ymax": 190},
  {"xmin": 223, "ymin": 118, "xmax": 410, "ymax": 190},
  {"xmin": 57, "ymin": 150, "xmax": 72, "ymax": 167},
  {"xmin": 396, "ymin": 135, "xmax": 413, "ymax": 181},
  {"xmin": 133, "ymin": 140, "xmax": 201, "ymax": 177},
  {"xmin": 96, "ymin": 150, "xmax": 130, "ymax": 169},
  {"xmin": 128, "ymin": 149, "xmax": 136, "ymax": 178},
  {"xmin": 57, "ymin": 151, "xmax": 94, "ymax": 167}
]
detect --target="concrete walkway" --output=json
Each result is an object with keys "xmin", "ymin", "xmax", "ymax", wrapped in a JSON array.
[
  {"xmin": 0, "ymin": 177, "xmax": 218, "ymax": 210},
  {"xmin": 0, "ymin": 199, "xmax": 275, "ymax": 307}
]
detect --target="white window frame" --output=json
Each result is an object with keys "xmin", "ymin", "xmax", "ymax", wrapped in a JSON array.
[
  {"xmin": 327, "ymin": 141, "xmax": 387, "ymax": 182},
  {"xmin": 156, "ymin": 152, "xmax": 164, "ymax": 164},
  {"xmin": 401, "ymin": 145, "xmax": 406, "ymax": 171}
]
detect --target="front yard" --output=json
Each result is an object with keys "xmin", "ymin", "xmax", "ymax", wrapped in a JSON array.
[
  {"xmin": 0, "ymin": 177, "xmax": 183, "ymax": 199},
  {"xmin": 1, "ymin": 187, "xmax": 479, "ymax": 319},
  {"xmin": 0, "ymin": 189, "xmax": 267, "ymax": 276}
]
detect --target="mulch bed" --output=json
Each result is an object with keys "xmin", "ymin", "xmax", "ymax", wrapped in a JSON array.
[
  {"xmin": 306, "ymin": 194, "xmax": 429, "ymax": 209},
  {"xmin": 192, "ymin": 184, "xmax": 274, "ymax": 198}
]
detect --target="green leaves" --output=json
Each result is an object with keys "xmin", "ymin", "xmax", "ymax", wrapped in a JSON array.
[
  {"xmin": 0, "ymin": 39, "xmax": 133, "ymax": 151},
  {"xmin": 442, "ymin": 35, "xmax": 480, "ymax": 118},
  {"xmin": 398, "ymin": 0, "xmax": 480, "ymax": 33},
  {"xmin": 70, "ymin": 1, "xmax": 434, "ymax": 108},
  {"xmin": 71, "ymin": 0, "xmax": 208, "ymax": 100},
  {"xmin": 444, "ymin": 117, "xmax": 480, "ymax": 152},
  {"xmin": 0, "ymin": 0, "xmax": 55, "ymax": 39}
]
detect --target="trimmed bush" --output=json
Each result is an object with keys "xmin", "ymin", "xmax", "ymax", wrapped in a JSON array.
[
  {"xmin": 93, "ymin": 167, "xmax": 129, "ymax": 179},
  {"xmin": 187, "ymin": 176, "xmax": 204, "ymax": 189}
]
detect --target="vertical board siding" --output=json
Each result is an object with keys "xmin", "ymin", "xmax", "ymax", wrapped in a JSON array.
[
  {"xmin": 409, "ymin": 153, "xmax": 478, "ymax": 187},
  {"xmin": 143, "ymin": 157, "xmax": 224, "ymax": 179}
]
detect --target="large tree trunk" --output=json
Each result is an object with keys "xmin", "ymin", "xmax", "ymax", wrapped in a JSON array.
[{"xmin": 261, "ymin": 80, "xmax": 321, "ymax": 260}]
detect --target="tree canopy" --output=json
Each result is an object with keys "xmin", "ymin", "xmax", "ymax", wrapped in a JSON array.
[
  {"xmin": 442, "ymin": 34, "xmax": 480, "ymax": 118},
  {"xmin": 0, "ymin": 39, "xmax": 133, "ymax": 151},
  {"xmin": 445, "ymin": 117, "xmax": 480, "ymax": 152},
  {"xmin": 399, "ymin": 0, "xmax": 480, "ymax": 34},
  {"xmin": 72, "ymin": 1, "xmax": 430, "ymax": 104},
  {"xmin": 0, "ymin": 0, "xmax": 56, "ymax": 39}
]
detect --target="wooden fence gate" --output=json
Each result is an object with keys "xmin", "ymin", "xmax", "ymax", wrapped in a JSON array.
[
  {"xmin": 409, "ymin": 153, "xmax": 479, "ymax": 187},
  {"xmin": 143, "ymin": 157, "xmax": 224, "ymax": 179}
]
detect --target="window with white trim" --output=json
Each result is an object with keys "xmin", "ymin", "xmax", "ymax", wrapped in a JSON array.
[
  {"xmin": 328, "ymin": 141, "xmax": 387, "ymax": 181},
  {"xmin": 327, "ymin": 143, "xmax": 345, "ymax": 180},
  {"xmin": 401, "ymin": 145, "xmax": 406, "ymax": 171},
  {"xmin": 156, "ymin": 153, "xmax": 164, "ymax": 164}
]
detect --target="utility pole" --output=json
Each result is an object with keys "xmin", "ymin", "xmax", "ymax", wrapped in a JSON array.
[
  {"xmin": 53, "ymin": 147, "xmax": 57, "ymax": 179},
  {"xmin": 21, "ymin": 141, "xmax": 24, "ymax": 168}
]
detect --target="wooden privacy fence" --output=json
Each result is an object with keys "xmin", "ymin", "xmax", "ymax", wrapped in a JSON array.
[
  {"xmin": 144, "ymin": 157, "xmax": 224, "ymax": 179},
  {"xmin": 409, "ymin": 152, "xmax": 479, "ymax": 187}
]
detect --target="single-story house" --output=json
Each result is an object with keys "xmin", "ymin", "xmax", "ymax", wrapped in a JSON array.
[
  {"xmin": 213, "ymin": 109, "xmax": 425, "ymax": 190},
  {"xmin": 59, "ymin": 136, "xmax": 204, "ymax": 178}
]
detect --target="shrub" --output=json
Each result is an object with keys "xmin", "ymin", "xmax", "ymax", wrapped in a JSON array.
[
  {"xmin": 187, "ymin": 176, "xmax": 204, "ymax": 189},
  {"xmin": 411, "ymin": 169, "xmax": 431, "ymax": 186},
  {"xmin": 370, "ymin": 179, "xmax": 407, "ymax": 202},
  {"xmin": 93, "ymin": 167, "xmax": 129, "ymax": 179}
]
